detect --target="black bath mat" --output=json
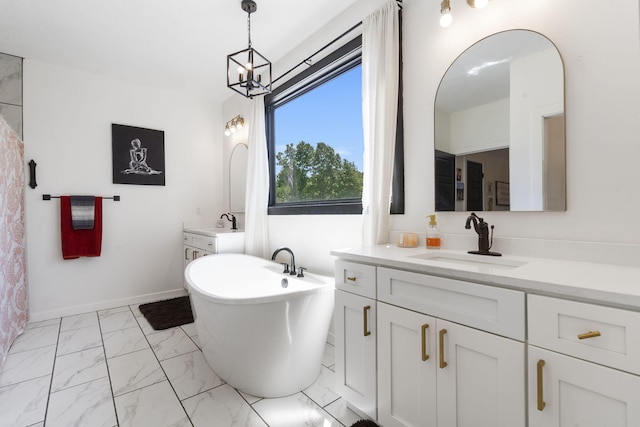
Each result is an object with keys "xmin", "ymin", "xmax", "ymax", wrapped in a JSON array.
[
  {"xmin": 351, "ymin": 421, "xmax": 379, "ymax": 427},
  {"xmin": 139, "ymin": 296, "xmax": 194, "ymax": 330}
]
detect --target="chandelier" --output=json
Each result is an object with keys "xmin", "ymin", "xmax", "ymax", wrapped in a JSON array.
[{"xmin": 227, "ymin": 0, "xmax": 272, "ymax": 98}]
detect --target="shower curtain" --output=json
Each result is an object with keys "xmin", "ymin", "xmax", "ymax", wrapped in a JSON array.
[{"xmin": 0, "ymin": 114, "xmax": 27, "ymax": 368}]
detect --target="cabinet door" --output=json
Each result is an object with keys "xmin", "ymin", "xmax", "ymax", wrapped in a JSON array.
[
  {"xmin": 437, "ymin": 319, "xmax": 525, "ymax": 427},
  {"xmin": 334, "ymin": 290, "xmax": 377, "ymax": 420},
  {"xmin": 377, "ymin": 302, "xmax": 437, "ymax": 427},
  {"xmin": 529, "ymin": 346, "xmax": 640, "ymax": 427}
]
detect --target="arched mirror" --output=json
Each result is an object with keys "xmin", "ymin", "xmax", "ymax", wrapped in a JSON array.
[
  {"xmin": 229, "ymin": 143, "xmax": 248, "ymax": 213},
  {"xmin": 434, "ymin": 30, "xmax": 565, "ymax": 212}
]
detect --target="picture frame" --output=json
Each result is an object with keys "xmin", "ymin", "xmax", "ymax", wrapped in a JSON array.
[
  {"xmin": 496, "ymin": 181, "xmax": 510, "ymax": 206},
  {"xmin": 112, "ymin": 124, "xmax": 165, "ymax": 186}
]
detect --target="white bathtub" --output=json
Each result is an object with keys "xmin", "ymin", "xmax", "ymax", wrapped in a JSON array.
[{"xmin": 185, "ymin": 253, "xmax": 335, "ymax": 398}]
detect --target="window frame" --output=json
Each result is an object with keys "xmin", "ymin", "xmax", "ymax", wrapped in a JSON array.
[{"xmin": 265, "ymin": 24, "xmax": 404, "ymax": 216}]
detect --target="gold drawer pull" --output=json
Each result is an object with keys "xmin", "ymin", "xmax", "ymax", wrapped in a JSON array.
[
  {"xmin": 363, "ymin": 305, "xmax": 371, "ymax": 337},
  {"xmin": 185, "ymin": 248, "xmax": 189, "ymax": 260},
  {"xmin": 578, "ymin": 331, "xmax": 601, "ymax": 340},
  {"xmin": 537, "ymin": 359, "xmax": 546, "ymax": 411},
  {"xmin": 421, "ymin": 324, "xmax": 430, "ymax": 361},
  {"xmin": 346, "ymin": 276, "xmax": 357, "ymax": 282},
  {"xmin": 439, "ymin": 329, "xmax": 447, "ymax": 369}
]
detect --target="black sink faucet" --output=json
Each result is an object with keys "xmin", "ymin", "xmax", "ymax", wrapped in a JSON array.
[
  {"xmin": 464, "ymin": 213, "xmax": 501, "ymax": 256},
  {"xmin": 220, "ymin": 213, "xmax": 237, "ymax": 230}
]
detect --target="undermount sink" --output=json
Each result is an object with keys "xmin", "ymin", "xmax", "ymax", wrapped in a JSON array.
[{"xmin": 409, "ymin": 251, "xmax": 528, "ymax": 270}]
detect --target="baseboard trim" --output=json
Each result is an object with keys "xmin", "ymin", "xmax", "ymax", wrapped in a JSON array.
[{"xmin": 28, "ymin": 289, "xmax": 188, "ymax": 322}]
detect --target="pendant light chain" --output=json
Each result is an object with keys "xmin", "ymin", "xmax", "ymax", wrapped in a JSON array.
[{"xmin": 247, "ymin": 11, "xmax": 252, "ymax": 48}]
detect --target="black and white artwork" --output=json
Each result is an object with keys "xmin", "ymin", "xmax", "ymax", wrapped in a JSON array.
[{"xmin": 112, "ymin": 124, "xmax": 165, "ymax": 186}]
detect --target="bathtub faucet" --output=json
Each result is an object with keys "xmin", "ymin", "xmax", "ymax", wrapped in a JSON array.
[
  {"xmin": 220, "ymin": 213, "xmax": 237, "ymax": 230},
  {"xmin": 271, "ymin": 247, "xmax": 297, "ymax": 276}
]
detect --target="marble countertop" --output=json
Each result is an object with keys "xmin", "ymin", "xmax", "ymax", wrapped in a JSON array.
[{"xmin": 330, "ymin": 245, "xmax": 640, "ymax": 311}]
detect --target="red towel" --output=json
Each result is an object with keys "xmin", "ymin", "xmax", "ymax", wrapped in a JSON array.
[{"xmin": 60, "ymin": 196, "xmax": 103, "ymax": 259}]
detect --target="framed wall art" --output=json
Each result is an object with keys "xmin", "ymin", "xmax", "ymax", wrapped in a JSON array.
[
  {"xmin": 496, "ymin": 181, "xmax": 510, "ymax": 206},
  {"xmin": 112, "ymin": 124, "xmax": 165, "ymax": 186}
]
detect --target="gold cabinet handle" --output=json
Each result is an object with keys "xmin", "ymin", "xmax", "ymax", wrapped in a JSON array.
[
  {"xmin": 439, "ymin": 329, "xmax": 448, "ymax": 369},
  {"xmin": 578, "ymin": 331, "xmax": 601, "ymax": 340},
  {"xmin": 193, "ymin": 250, "xmax": 199, "ymax": 259},
  {"xmin": 346, "ymin": 276, "xmax": 357, "ymax": 282},
  {"xmin": 185, "ymin": 248, "xmax": 189, "ymax": 260},
  {"xmin": 421, "ymin": 324, "xmax": 430, "ymax": 361},
  {"xmin": 537, "ymin": 359, "xmax": 546, "ymax": 411},
  {"xmin": 363, "ymin": 305, "xmax": 371, "ymax": 337}
]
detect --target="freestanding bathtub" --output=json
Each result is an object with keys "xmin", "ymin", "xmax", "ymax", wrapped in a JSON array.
[{"xmin": 185, "ymin": 253, "xmax": 335, "ymax": 398}]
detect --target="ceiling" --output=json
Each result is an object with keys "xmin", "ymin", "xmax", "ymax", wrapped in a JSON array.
[{"xmin": 0, "ymin": 0, "xmax": 361, "ymax": 104}]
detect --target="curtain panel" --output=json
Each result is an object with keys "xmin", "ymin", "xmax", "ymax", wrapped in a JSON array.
[
  {"xmin": 244, "ymin": 96, "xmax": 271, "ymax": 259},
  {"xmin": 361, "ymin": 0, "xmax": 400, "ymax": 246}
]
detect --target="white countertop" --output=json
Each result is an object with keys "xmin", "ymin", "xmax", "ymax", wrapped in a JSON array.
[
  {"xmin": 183, "ymin": 227, "xmax": 244, "ymax": 237},
  {"xmin": 331, "ymin": 245, "xmax": 640, "ymax": 311}
]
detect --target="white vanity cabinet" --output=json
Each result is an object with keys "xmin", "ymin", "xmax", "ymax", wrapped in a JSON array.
[
  {"xmin": 183, "ymin": 232, "xmax": 216, "ymax": 268},
  {"xmin": 334, "ymin": 260, "xmax": 526, "ymax": 426},
  {"xmin": 528, "ymin": 295, "xmax": 640, "ymax": 427},
  {"xmin": 332, "ymin": 245, "xmax": 640, "ymax": 427},
  {"xmin": 334, "ymin": 260, "xmax": 378, "ymax": 420},
  {"xmin": 376, "ymin": 267, "xmax": 525, "ymax": 427}
]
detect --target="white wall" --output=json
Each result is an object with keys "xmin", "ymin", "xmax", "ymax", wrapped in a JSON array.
[
  {"xmin": 226, "ymin": 0, "xmax": 640, "ymax": 273},
  {"xmin": 401, "ymin": 0, "xmax": 640, "ymax": 253},
  {"xmin": 24, "ymin": 60, "xmax": 222, "ymax": 320},
  {"xmin": 450, "ymin": 98, "xmax": 509, "ymax": 154},
  {"xmin": 510, "ymin": 48, "xmax": 564, "ymax": 210}
]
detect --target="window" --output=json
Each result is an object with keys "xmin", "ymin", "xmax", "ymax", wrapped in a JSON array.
[{"xmin": 266, "ymin": 33, "xmax": 404, "ymax": 215}]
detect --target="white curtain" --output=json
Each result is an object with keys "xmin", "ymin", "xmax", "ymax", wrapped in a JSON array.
[
  {"xmin": 244, "ymin": 96, "xmax": 271, "ymax": 259},
  {"xmin": 361, "ymin": 0, "xmax": 400, "ymax": 246}
]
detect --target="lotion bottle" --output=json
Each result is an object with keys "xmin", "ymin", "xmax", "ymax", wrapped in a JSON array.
[{"xmin": 426, "ymin": 214, "xmax": 441, "ymax": 249}]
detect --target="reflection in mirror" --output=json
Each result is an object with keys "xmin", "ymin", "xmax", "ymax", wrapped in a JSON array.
[
  {"xmin": 229, "ymin": 143, "xmax": 248, "ymax": 213},
  {"xmin": 434, "ymin": 30, "xmax": 565, "ymax": 212}
]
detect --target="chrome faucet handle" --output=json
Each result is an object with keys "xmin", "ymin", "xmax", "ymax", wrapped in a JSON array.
[
  {"xmin": 281, "ymin": 263, "xmax": 290, "ymax": 273},
  {"xmin": 297, "ymin": 267, "xmax": 307, "ymax": 278}
]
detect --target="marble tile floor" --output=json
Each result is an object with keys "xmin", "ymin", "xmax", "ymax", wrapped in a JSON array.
[{"xmin": 0, "ymin": 303, "xmax": 362, "ymax": 427}]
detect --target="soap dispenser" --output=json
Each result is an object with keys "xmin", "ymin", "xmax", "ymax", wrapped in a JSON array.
[{"xmin": 426, "ymin": 214, "xmax": 441, "ymax": 249}]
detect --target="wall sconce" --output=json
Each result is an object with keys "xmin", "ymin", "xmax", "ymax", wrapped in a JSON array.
[
  {"xmin": 467, "ymin": 0, "xmax": 489, "ymax": 8},
  {"xmin": 440, "ymin": 0, "xmax": 453, "ymax": 27},
  {"xmin": 440, "ymin": 0, "xmax": 490, "ymax": 27},
  {"xmin": 224, "ymin": 115, "xmax": 245, "ymax": 136}
]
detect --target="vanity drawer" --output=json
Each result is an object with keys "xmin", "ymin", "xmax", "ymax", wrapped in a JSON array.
[
  {"xmin": 528, "ymin": 295, "xmax": 640, "ymax": 375},
  {"xmin": 377, "ymin": 267, "xmax": 525, "ymax": 340},
  {"xmin": 335, "ymin": 260, "xmax": 376, "ymax": 299},
  {"xmin": 183, "ymin": 232, "xmax": 217, "ymax": 253}
]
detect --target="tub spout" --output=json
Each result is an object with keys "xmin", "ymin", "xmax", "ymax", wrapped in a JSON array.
[{"xmin": 271, "ymin": 247, "xmax": 297, "ymax": 275}]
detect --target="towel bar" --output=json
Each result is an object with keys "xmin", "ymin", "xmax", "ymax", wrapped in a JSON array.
[{"xmin": 42, "ymin": 194, "xmax": 120, "ymax": 201}]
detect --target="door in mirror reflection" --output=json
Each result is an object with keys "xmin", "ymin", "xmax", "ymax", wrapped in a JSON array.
[{"xmin": 434, "ymin": 30, "xmax": 566, "ymax": 212}]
